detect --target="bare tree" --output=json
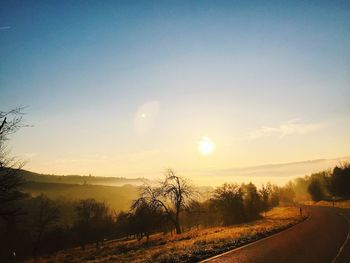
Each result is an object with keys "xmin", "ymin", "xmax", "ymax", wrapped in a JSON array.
[
  {"xmin": 75, "ymin": 199, "xmax": 113, "ymax": 250},
  {"xmin": 0, "ymin": 107, "xmax": 27, "ymax": 140},
  {"xmin": 136, "ymin": 169, "xmax": 195, "ymax": 234},
  {"xmin": 31, "ymin": 194, "xmax": 60, "ymax": 257},
  {"xmin": 0, "ymin": 107, "xmax": 28, "ymax": 222},
  {"xmin": 130, "ymin": 198, "xmax": 165, "ymax": 241}
]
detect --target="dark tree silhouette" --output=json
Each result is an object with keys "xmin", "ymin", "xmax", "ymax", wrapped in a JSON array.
[
  {"xmin": 31, "ymin": 194, "xmax": 60, "ymax": 257},
  {"xmin": 137, "ymin": 169, "xmax": 195, "ymax": 234},
  {"xmin": 308, "ymin": 179, "xmax": 324, "ymax": 201},
  {"xmin": 130, "ymin": 198, "xmax": 165, "ymax": 241},
  {"xmin": 243, "ymin": 182, "xmax": 262, "ymax": 220},
  {"xmin": 74, "ymin": 199, "xmax": 112, "ymax": 250},
  {"xmin": 115, "ymin": 211, "xmax": 133, "ymax": 239},
  {"xmin": 211, "ymin": 183, "xmax": 245, "ymax": 225},
  {"xmin": 183, "ymin": 200, "xmax": 205, "ymax": 230},
  {"xmin": 259, "ymin": 183, "xmax": 271, "ymax": 215},
  {"xmin": 0, "ymin": 107, "xmax": 28, "ymax": 222},
  {"xmin": 0, "ymin": 107, "xmax": 27, "ymax": 139},
  {"xmin": 331, "ymin": 164, "xmax": 350, "ymax": 198}
]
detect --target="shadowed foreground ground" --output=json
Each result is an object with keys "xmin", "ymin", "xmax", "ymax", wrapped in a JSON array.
[{"xmin": 203, "ymin": 206, "xmax": 350, "ymax": 263}]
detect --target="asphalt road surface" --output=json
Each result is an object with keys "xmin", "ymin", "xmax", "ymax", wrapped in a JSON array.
[{"xmin": 203, "ymin": 206, "xmax": 350, "ymax": 263}]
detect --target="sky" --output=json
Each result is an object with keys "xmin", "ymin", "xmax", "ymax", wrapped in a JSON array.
[{"xmin": 1, "ymin": 0, "xmax": 349, "ymax": 181}]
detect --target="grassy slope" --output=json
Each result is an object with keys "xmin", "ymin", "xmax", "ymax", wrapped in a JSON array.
[
  {"xmin": 21, "ymin": 170, "xmax": 213, "ymax": 211},
  {"xmin": 23, "ymin": 182, "xmax": 139, "ymax": 212},
  {"xmin": 37, "ymin": 207, "xmax": 305, "ymax": 263}
]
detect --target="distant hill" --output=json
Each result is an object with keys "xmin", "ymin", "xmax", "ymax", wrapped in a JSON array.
[
  {"xmin": 23, "ymin": 181, "xmax": 139, "ymax": 212},
  {"xmin": 19, "ymin": 169, "xmax": 151, "ymax": 186},
  {"xmin": 3, "ymin": 169, "xmax": 150, "ymax": 212},
  {"xmin": 215, "ymin": 156, "xmax": 350, "ymax": 178},
  {"xmin": 16, "ymin": 169, "xmax": 214, "ymax": 211}
]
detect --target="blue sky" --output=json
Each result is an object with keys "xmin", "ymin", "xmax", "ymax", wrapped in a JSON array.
[{"xmin": 1, "ymin": 1, "xmax": 349, "ymax": 179}]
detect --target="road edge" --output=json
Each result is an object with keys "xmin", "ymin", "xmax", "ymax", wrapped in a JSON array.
[
  {"xmin": 331, "ymin": 211, "xmax": 350, "ymax": 263},
  {"xmin": 200, "ymin": 215, "xmax": 310, "ymax": 263}
]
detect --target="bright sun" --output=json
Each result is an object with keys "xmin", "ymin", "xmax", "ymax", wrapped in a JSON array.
[{"xmin": 198, "ymin": 137, "xmax": 215, "ymax": 155}]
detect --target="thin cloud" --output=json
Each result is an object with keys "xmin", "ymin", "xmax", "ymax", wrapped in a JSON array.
[
  {"xmin": 0, "ymin": 26, "xmax": 11, "ymax": 30},
  {"xmin": 249, "ymin": 119, "xmax": 324, "ymax": 139}
]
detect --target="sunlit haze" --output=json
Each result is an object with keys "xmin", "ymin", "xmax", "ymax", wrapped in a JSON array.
[
  {"xmin": 1, "ymin": 1, "xmax": 349, "ymax": 185},
  {"xmin": 199, "ymin": 137, "xmax": 215, "ymax": 156}
]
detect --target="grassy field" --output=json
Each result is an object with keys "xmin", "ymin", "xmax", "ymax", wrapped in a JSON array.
[
  {"xmin": 23, "ymin": 182, "xmax": 139, "ymax": 212},
  {"xmin": 34, "ymin": 206, "xmax": 305, "ymax": 263}
]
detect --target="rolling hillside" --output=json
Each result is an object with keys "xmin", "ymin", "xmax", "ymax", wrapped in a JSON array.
[
  {"xmin": 23, "ymin": 181, "xmax": 139, "ymax": 212},
  {"xmin": 20, "ymin": 169, "xmax": 151, "ymax": 186}
]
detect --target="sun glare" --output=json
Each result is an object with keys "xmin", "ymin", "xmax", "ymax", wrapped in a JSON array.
[{"xmin": 199, "ymin": 137, "xmax": 215, "ymax": 155}]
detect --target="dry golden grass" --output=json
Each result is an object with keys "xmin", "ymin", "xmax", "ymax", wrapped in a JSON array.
[{"xmin": 33, "ymin": 206, "xmax": 304, "ymax": 263}]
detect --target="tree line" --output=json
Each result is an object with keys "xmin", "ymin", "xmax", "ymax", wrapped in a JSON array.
[{"xmin": 306, "ymin": 163, "xmax": 350, "ymax": 202}]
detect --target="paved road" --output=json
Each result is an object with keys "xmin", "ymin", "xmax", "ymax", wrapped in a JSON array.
[
  {"xmin": 334, "ymin": 208, "xmax": 350, "ymax": 263},
  {"xmin": 203, "ymin": 206, "xmax": 350, "ymax": 263}
]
